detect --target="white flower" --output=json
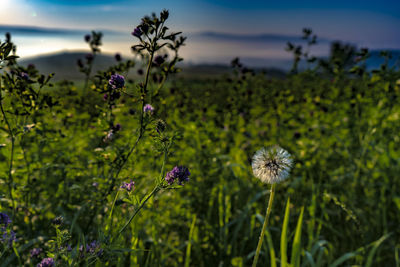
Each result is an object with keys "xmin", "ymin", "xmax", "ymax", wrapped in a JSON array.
[{"xmin": 252, "ymin": 145, "xmax": 293, "ymax": 184}]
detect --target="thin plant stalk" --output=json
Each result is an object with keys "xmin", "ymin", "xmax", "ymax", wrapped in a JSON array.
[
  {"xmin": 0, "ymin": 90, "xmax": 16, "ymax": 214},
  {"xmin": 252, "ymin": 184, "xmax": 276, "ymax": 267}
]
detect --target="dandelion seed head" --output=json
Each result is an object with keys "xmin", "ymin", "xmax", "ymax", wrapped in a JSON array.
[{"xmin": 252, "ymin": 145, "xmax": 293, "ymax": 184}]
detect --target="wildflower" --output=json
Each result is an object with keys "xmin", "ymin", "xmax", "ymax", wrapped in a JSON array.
[
  {"xmin": 37, "ymin": 257, "xmax": 54, "ymax": 267},
  {"xmin": 103, "ymin": 93, "xmax": 108, "ymax": 101},
  {"xmin": 120, "ymin": 180, "xmax": 135, "ymax": 192},
  {"xmin": 113, "ymin": 123, "xmax": 121, "ymax": 132},
  {"xmin": 153, "ymin": 55, "xmax": 165, "ymax": 66},
  {"xmin": 165, "ymin": 166, "xmax": 190, "ymax": 185},
  {"xmin": 132, "ymin": 27, "xmax": 142, "ymax": 38},
  {"xmin": 77, "ymin": 59, "xmax": 84, "ymax": 68},
  {"xmin": 30, "ymin": 248, "xmax": 42, "ymax": 258},
  {"xmin": 84, "ymin": 34, "xmax": 91, "ymax": 42},
  {"xmin": 92, "ymin": 182, "xmax": 99, "ymax": 187},
  {"xmin": 108, "ymin": 74, "xmax": 125, "ymax": 89},
  {"xmin": 143, "ymin": 104, "xmax": 154, "ymax": 114},
  {"xmin": 0, "ymin": 213, "xmax": 11, "ymax": 227},
  {"xmin": 23, "ymin": 123, "xmax": 36, "ymax": 133},
  {"xmin": 20, "ymin": 72, "xmax": 29, "ymax": 80},
  {"xmin": 52, "ymin": 216, "xmax": 63, "ymax": 226},
  {"xmin": 251, "ymin": 145, "xmax": 293, "ymax": 184},
  {"xmin": 115, "ymin": 53, "xmax": 122, "ymax": 61},
  {"xmin": 103, "ymin": 130, "xmax": 114, "ymax": 142},
  {"xmin": 85, "ymin": 53, "xmax": 94, "ymax": 62},
  {"xmin": 1, "ymin": 229, "xmax": 16, "ymax": 247}
]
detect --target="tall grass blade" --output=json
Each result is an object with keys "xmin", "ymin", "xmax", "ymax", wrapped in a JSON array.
[
  {"xmin": 281, "ymin": 198, "xmax": 290, "ymax": 267},
  {"xmin": 291, "ymin": 207, "xmax": 304, "ymax": 267}
]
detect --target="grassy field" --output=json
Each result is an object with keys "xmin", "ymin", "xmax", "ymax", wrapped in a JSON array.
[{"xmin": 1, "ymin": 11, "xmax": 400, "ymax": 266}]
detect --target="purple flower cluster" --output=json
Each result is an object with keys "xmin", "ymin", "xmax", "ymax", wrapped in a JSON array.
[
  {"xmin": 84, "ymin": 34, "xmax": 91, "ymax": 42},
  {"xmin": 165, "ymin": 166, "xmax": 190, "ymax": 185},
  {"xmin": 108, "ymin": 74, "xmax": 125, "ymax": 89},
  {"xmin": 37, "ymin": 257, "xmax": 54, "ymax": 267},
  {"xmin": 143, "ymin": 104, "xmax": 154, "ymax": 114},
  {"xmin": 132, "ymin": 27, "xmax": 142, "ymax": 38},
  {"xmin": 79, "ymin": 240, "xmax": 103, "ymax": 258},
  {"xmin": 120, "ymin": 180, "xmax": 135, "ymax": 192},
  {"xmin": 30, "ymin": 248, "xmax": 43, "ymax": 258},
  {"xmin": 20, "ymin": 72, "xmax": 29, "ymax": 80},
  {"xmin": 1, "ymin": 229, "xmax": 16, "ymax": 247},
  {"xmin": 0, "ymin": 213, "xmax": 11, "ymax": 227}
]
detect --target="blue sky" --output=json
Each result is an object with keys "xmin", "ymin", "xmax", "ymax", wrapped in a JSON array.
[{"xmin": 0, "ymin": 0, "xmax": 399, "ymax": 65}]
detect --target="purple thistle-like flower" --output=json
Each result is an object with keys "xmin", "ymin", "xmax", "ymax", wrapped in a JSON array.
[
  {"xmin": 108, "ymin": 74, "xmax": 125, "ymax": 89},
  {"xmin": 131, "ymin": 27, "xmax": 142, "ymax": 38},
  {"xmin": 37, "ymin": 257, "xmax": 54, "ymax": 267},
  {"xmin": 165, "ymin": 166, "xmax": 190, "ymax": 185},
  {"xmin": 30, "ymin": 248, "xmax": 42, "ymax": 258},
  {"xmin": 120, "ymin": 180, "xmax": 135, "ymax": 192},
  {"xmin": 113, "ymin": 123, "xmax": 122, "ymax": 132},
  {"xmin": 0, "ymin": 213, "xmax": 11, "ymax": 227},
  {"xmin": 153, "ymin": 55, "xmax": 165, "ymax": 66},
  {"xmin": 20, "ymin": 72, "xmax": 29, "ymax": 80},
  {"xmin": 84, "ymin": 34, "xmax": 91, "ymax": 42},
  {"xmin": 115, "ymin": 53, "xmax": 122, "ymax": 61},
  {"xmin": 143, "ymin": 104, "xmax": 154, "ymax": 114},
  {"xmin": 85, "ymin": 53, "xmax": 94, "ymax": 61}
]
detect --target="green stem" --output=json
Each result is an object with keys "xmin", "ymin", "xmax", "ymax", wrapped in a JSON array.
[
  {"xmin": 0, "ymin": 97, "xmax": 15, "ymax": 214},
  {"xmin": 252, "ymin": 184, "xmax": 276, "ymax": 267},
  {"xmin": 114, "ymin": 186, "xmax": 160, "ymax": 240}
]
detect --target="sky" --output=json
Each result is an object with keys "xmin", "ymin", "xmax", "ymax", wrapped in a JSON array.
[{"xmin": 0, "ymin": 0, "xmax": 399, "ymax": 66}]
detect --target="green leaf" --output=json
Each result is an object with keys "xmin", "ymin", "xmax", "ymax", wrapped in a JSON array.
[
  {"xmin": 281, "ymin": 198, "xmax": 290, "ymax": 267},
  {"xmin": 291, "ymin": 207, "xmax": 304, "ymax": 267}
]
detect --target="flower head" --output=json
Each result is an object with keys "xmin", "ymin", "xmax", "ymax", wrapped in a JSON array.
[
  {"xmin": 30, "ymin": 248, "xmax": 43, "ymax": 258},
  {"xmin": 165, "ymin": 166, "xmax": 190, "ymax": 185},
  {"xmin": 84, "ymin": 34, "xmax": 91, "ymax": 42},
  {"xmin": 143, "ymin": 104, "xmax": 154, "ymax": 114},
  {"xmin": 0, "ymin": 213, "xmax": 11, "ymax": 227},
  {"xmin": 120, "ymin": 180, "xmax": 135, "ymax": 192},
  {"xmin": 132, "ymin": 27, "xmax": 143, "ymax": 38},
  {"xmin": 108, "ymin": 74, "xmax": 125, "ymax": 89},
  {"xmin": 37, "ymin": 257, "xmax": 54, "ymax": 267},
  {"xmin": 251, "ymin": 145, "xmax": 293, "ymax": 184}
]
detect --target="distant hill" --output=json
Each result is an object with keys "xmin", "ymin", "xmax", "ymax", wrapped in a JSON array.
[
  {"xmin": 20, "ymin": 52, "xmax": 123, "ymax": 81},
  {"xmin": 18, "ymin": 49, "xmax": 399, "ymax": 81}
]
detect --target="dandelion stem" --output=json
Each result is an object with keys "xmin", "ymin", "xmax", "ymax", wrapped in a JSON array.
[{"xmin": 252, "ymin": 184, "xmax": 276, "ymax": 267}]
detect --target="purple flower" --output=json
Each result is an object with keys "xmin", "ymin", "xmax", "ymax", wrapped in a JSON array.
[
  {"xmin": 52, "ymin": 216, "xmax": 63, "ymax": 226},
  {"xmin": 113, "ymin": 123, "xmax": 121, "ymax": 132},
  {"xmin": 28, "ymin": 63, "xmax": 35, "ymax": 69},
  {"xmin": 120, "ymin": 180, "xmax": 135, "ymax": 192},
  {"xmin": 67, "ymin": 244, "xmax": 72, "ymax": 252},
  {"xmin": 0, "ymin": 213, "xmax": 11, "ymax": 227},
  {"xmin": 108, "ymin": 74, "xmax": 125, "ymax": 89},
  {"xmin": 1, "ymin": 229, "xmax": 16, "ymax": 247},
  {"xmin": 30, "ymin": 248, "xmax": 42, "ymax": 258},
  {"xmin": 165, "ymin": 166, "xmax": 190, "ymax": 185},
  {"xmin": 143, "ymin": 104, "xmax": 154, "ymax": 114},
  {"xmin": 37, "ymin": 257, "xmax": 54, "ymax": 267},
  {"xmin": 77, "ymin": 59, "xmax": 84, "ymax": 68},
  {"xmin": 84, "ymin": 34, "xmax": 91, "ymax": 42},
  {"xmin": 131, "ymin": 27, "xmax": 142, "ymax": 38},
  {"xmin": 20, "ymin": 72, "xmax": 29, "ymax": 80},
  {"xmin": 85, "ymin": 53, "xmax": 94, "ymax": 62},
  {"xmin": 103, "ymin": 93, "xmax": 108, "ymax": 101},
  {"xmin": 153, "ymin": 55, "xmax": 165, "ymax": 66},
  {"xmin": 115, "ymin": 53, "xmax": 122, "ymax": 61}
]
